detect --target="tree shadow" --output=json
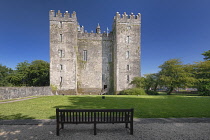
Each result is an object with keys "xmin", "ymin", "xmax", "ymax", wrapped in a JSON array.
[
  {"xmin": 0, "ymin": 113, "xmax": 35, "ymax": 120},
  {"xmin": 0, "ymin": 122, "xmax": 56, "ymax": 139},
  {"xmin": 49, "ymin": 95, "xmax": 210, "ymax": 119},
  {"xmin": 49, "ymin": 96, "xmax": 144, "ymax": 119}
]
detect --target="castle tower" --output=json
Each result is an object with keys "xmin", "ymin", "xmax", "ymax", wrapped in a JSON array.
[
  {"xmin": 49, "ymin": 10, "xmax": 78, "ymax": 94},
  {"xmin": 49, "ymin": 10, "xmax": 141, "ymax": 95},
  {"xmin": 112, "ymin": 12, "xmax": 141, "ymax": 93}
]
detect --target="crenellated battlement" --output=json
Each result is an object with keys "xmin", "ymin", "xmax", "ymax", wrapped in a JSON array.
[
  {"xmin": 78, "ymin": 32, "xmax": 112, "ymax": 40},
  {"xmin": 114, "ymin": 12, "xmax": 141, "ymax": 23},
  {"xmin": 49, "ymin": 10, "xmax": 77, "ymax": 22}
]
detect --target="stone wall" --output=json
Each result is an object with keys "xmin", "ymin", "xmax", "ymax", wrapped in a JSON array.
[{"xmin": 0, "ymin": 87, "xmax": 52, "ymax": 100}]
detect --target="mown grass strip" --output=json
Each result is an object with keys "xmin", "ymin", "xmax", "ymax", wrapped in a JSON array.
[{"xmin": 0, "ymin": 95, "xmax": 210, "ymax": 119}]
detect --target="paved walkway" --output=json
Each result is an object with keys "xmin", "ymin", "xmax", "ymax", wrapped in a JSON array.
[
  {"xmin": 1, "ymin": 118, "xmax": 210, "ymax": 140},
  {"xmin": 0, "ymin": 97, "xmax": 39, "ymax": 104}
]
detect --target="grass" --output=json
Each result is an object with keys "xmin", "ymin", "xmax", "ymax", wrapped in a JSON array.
[
  {"xmin": 0, "ymin": 96, "xmax": 40, "ymax": 103},
  {"xmin": 0, "ymin": 95, "xmax": 210, "ymax": 119}
]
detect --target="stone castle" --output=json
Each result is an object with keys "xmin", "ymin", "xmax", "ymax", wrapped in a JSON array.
[{"xmin": 49, "ymin": 10, "xmax": 141, "ymax": 94}]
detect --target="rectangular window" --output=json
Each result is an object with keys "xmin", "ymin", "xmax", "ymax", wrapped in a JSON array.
[
  {"xmin": 58, "ymin": 50, "xmax": 62, "ymax": 58},
  {"xmin": 60, "ymin": 34, "xmax": 62, "ymax": 42},
  {"xmin": 60, "ymin": 64, "xmax": 63, "ymax": 70},
  {"xmin": 108, "ymin": 53, "xmax": 112, "ymax": 62},
  {"xmin": 58, "ymin": 50, "xmax": 64, "ymax": 58},
  {"xmin": 126, "ymin": 51, "xmax": 129, "ymax": 59},
  {"xmin": 127, "ymin": 36, "xmax": 130, "ymax": 44},
  {"xmin": 59, "ymin": 21, "xmax": 62, "ymax": 28},
  {"xmin": 60, "ymin": 76, "xmax": 63, "ymax": 85},
  {"xmin": 127, "ymin": 75, "xmax": 130, "ymax": 83},
  {"xmin": 102, "ymin": 74, "xmax": 105, "ymax": 81},
  {"xmin": 127, "ymin": 65, "xmax": 130, "ymax": 71},
  {"xmin": 83, "ymin": 50, "xmax": 87, "ymax": 61}
]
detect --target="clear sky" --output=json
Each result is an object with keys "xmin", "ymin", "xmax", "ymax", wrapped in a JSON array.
[{"xmin": 0, "ymin": 0, "xmax": 209, "ymax": 75}]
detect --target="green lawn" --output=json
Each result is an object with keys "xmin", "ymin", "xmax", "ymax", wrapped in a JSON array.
[
  {"xmin": 0, "ymin": 96, "xmax": 40, "ymax": 103},
  {"xmin": 0, "ymin": 95, "xmax": 210, "ymax": 119}
]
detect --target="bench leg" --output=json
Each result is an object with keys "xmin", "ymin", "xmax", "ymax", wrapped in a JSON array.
[
  {"xmin": 130, "ymin": 122, "xmax": 133, "ymax": 135},
  {"xmin": 61, "ymin": 123, "xmax": 64, "ymax": 129},
  {"xmin": 125, "ymin": 123, "xmax": 128, "ymax": 128},
  {"xmin": 94, "ymin": 123, "xmax": 97, "ymax": 135},
  {"xmin": 56, "ymin": 123, "xmax": 60, "ymax": 136}
]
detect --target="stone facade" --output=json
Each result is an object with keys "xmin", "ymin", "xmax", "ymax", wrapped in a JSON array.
[{"xmin": 50, "ymin": 10, "xmax": 141, "ymax": 95}]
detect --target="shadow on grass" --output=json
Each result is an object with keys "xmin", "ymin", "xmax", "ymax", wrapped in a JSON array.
[
  {"xmin": 0, "ymin": 113, "xmax": 35, "ymax": 120},
  {"xmin": 49, "ymin": 96, "xmax": 154, "ymax": 119},
  {"xmin": 159, "ymin": 92, "xmax": 200, "ymax": 96},
  {"xmin": 48, "ymin": 94, "xmax": 210, "ymax": 119},
  {"xmin": 53, "ymin": 96, "xmax": 139, "ymax": 109}
]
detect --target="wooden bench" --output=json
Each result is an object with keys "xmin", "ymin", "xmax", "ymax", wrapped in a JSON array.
[{"xmin": 56, "ymin": 108, "xmax": 134, "ymax": 136}]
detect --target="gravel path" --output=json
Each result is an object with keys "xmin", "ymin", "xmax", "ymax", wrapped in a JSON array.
[{"xmin": 1, "ymin": 118, "xmax": 210, "ymax": 140}]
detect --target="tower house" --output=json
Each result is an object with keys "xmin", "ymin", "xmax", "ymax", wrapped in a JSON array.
[
  {"xmin": 112, "ymin": 12, "xmax": 141, "ymax": 93},
  {"xmin": 50, "ymin": 10, "xmax": 78, "ymax": 94},
  {"xmin": 49, "ymin": 10, "xmax": 141, "ymax": 94}
]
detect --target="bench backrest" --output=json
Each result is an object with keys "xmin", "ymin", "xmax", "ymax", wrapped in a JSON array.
[{"xmin": 56, "ymin": 108, "xmax": 134, "ymax": 123}]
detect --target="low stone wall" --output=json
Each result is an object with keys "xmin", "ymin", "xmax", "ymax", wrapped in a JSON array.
[{"xmin": 0, "ymin": 87, "xmax": 53, "ymax": 100}]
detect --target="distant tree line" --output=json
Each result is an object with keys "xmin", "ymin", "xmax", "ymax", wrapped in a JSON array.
[
  {"xmin": 131, "ymin": 50, "xmax": 210, "ymax": 96},
  {"xmin": 0, "ymin": 60, "xmax": 49, "ymax": 87}
]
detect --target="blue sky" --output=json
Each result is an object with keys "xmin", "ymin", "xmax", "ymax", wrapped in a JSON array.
[{"xmin": 0, "ymin": 0, "xmax": 209, "ymax": 75}]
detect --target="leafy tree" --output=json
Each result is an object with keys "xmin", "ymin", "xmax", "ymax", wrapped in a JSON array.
[
  {"xmin": 0, "ymin": 64, "xmax": 13, "ymax": 86},
  {"xmin": 130, "ymin": 77, "xmax": 144, "ymax": 88},
  {"xmin": 9, "ymin": 61, "xmax": 30, "ymax": 86},
  {"xmin": 27, "ymin": 60, "xmax": 49, "ymax": 86},
  {"xmin": 7, "ymin": 61, "xmax": 30, "ymax": 86},
  {"xmin": 158, "ymin": 59, "xmax": 196, "ymax": 95},
  {"xmin": 136, "ymin": 74, "xmax": 155, "ymax": 92},
  {"xmin": 8, "ymin": 60, "xmax": 49, "ymax": 86},
  {"xmin": 202, "ymin": 50, "xmax": 210, "ymax": 60},
  {"xmin": 144, "ymin": 73, "xmax": 160, "ymax": 92},
  {"xmin": 131, "ymin": 74, "xmax": 160, "ymax": 94},
  {"xmin": 193, "ymin": 60, "xmax": 210, "ymax": 95}
]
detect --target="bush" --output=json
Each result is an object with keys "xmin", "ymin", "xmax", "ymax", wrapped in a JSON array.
[
  {"xmin": 119, "ymin": 88, "xmax": 146, "ymax": 95},
  {"xmin": 198, "ymin": 91, "xmax": 210, "ymax": 96},
  {"xmin": 146, "ymin": 90, "xmax": 159, "ymax": 95}
]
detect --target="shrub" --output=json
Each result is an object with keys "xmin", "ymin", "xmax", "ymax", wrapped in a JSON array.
[
  {"xmin": 50, "ymin": 84, "xmax": 58, "ymax": 94},
  {"xmin": 119, "ymin": 88, "xmax": 146, "ymax": 95},
  {"xmin": 198, "ymin": 91, "xmax": 210, "ymax": 96},
  {"xmin": 146, "ymin": 90, "xmax": 159, "ymax": 95}
]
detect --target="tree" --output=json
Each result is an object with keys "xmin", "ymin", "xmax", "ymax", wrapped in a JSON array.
[
  {"xmin": 27, "ymin": 60, "xmax": 49, "ymax": 86},
  {"xmin": 130, "ymin": 77, "xmax": 144, "ymax": 88},
  {"xmin": 152, "ymin": 73, "xmax": 162, "ymax": 92},
  {"xmin": 8, "ymin": 60, "xmax": 49, "ymax": 86},
  {"xmin": 131, "ymin": 73, "xmax": 160, "ymax": 93},
  {"xmin": 140, "ymin": 74, "xmax": 157, "ymax": 92},
  {"xmin": 0, "ymin": 64, "xmax": 13, "ymax": 86},
  {"xmin": 191, "ymin": 50, "xmax": 210, "ymax": 95},
  {"xmin": 193, "ymin": 60, "xmax": 210, "ymax": 95},
  {"xmin": 8, "ymin": 61, "xmax": 30, "ymax": 86},
  {"xmin": 202, "ymin": 50, "xmax": 210, "ymax": 61},
  {"xmin": 158, "ymin": 59, "xmax": 196, "ymax": 95}
]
